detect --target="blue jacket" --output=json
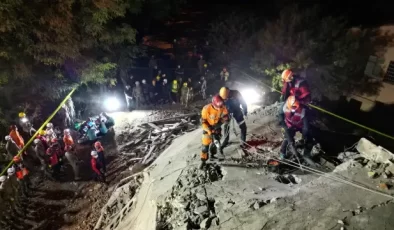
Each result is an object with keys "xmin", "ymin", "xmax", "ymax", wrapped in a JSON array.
[{"xmin": 224, "ymin": 90, "xmax": 247, "ymax": 122}]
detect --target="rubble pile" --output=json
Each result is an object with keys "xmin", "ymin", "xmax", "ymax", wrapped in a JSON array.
[
  {"xmin": 156, "ymin": 164, "xmax": 223, "ymax": 230},
  {"xmin": 116, "ymin": 113, "xmax": 199, "ymax": 167}
]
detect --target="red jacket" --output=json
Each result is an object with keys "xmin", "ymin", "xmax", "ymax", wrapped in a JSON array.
[
  {"xmin": 282, "ymin": 77, "xmax": 311, "ymax": 105},
  {"xmin": 91, "ymin": 157, "xmax": 102, "ymax": 175},
  {"xmin": 37, "ymin": 135, "xmax": 49, "ymax": 150},
  {"xmin": 49, "ymin": 153, "xmax": 59, "ymax": 166},
  {"xmin": 283, "ymin": 104, "xmax": 306, "ymax": 130}
]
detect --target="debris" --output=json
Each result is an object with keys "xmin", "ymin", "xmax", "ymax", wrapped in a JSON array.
[
  {"xmin": 338, "ymin": 219, "xmax": 344, "ymax": 225},
  {"xmin": 94, "ymin": 184, "xmax": 103, "ymax": 190},
  {"xmin": 378, "ymin": 183, "xmax": 389, "ymax": 190},
  {"xmin": 368, "ymin": 171, "xmax": 376, "ymax": 178},
  {"xmin": 338, "ymin": 152, "xmax": 359, "ymax": 161},
  {"xmin": 194, "ymin": 206, "xmax": 208, "ymax": 215},
  {"xmin": 200, "ymin": 218, "xmax": 209, "ymax": 229},
  {"xmin": 385, "ymin": 163, "xmax": 394, "ymax": 175},
  {"xmin": 356, "ymin": 138, "xmax": 394, "ymax": 163}
]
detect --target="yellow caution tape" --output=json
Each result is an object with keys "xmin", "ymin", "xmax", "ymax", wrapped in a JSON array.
[{"xmin": 0, "ymin": 88, "xmax": 77, "ymax": 176}]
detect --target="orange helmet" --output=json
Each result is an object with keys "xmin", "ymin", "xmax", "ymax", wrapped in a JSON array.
[
  {"xmin": 219, "ymin": 87, "xmax": 229, "ymax": 100},
  {"xmin": 13, "ymin": 155, "xmax": 21, "ymax": 163},
  {"xmin": 281, "ymin": 69, "xmax": 293, "ymax": 82},
  {"xmin": 286, "ymin": 96, "xmax": 300, "ymax": 111}
]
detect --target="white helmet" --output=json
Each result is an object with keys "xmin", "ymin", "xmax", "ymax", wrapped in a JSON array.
[
  {"xmin": 162, "ymin": 74, "xmax": 166, "ymax": 77},
  {"xmin": 126, "ymin": 85, "xmax": 131, "ymax": 90},
  {"xmin": 7, "ymin": 167, "xmax": 15, "ymax": 176},
  {"xmin": 135, "ymin": 81, "xmax": 140, "ymax": 85},
  {"xmin": 64, "ymin": 129, "xmax": 70, "ymax": 135},
  {"xmin": 177, "ymin": 65, "xmax": 181, "ymax": 68},
  {"xmin": 163, "ymin": 79, "xmax": 168, "ymax": 84},
  {"xmin": 91, "ymin": 151, "xmax": 98, "ymax": 158},
  {"xmin": 46, "ymin": 123, "xmax": 53, "ymax": 128},
  {"xmin": 5, "ymin": 135, "xmax": 11, "ymax": 141},
  {"xmin": 34, "ymin": 139, "xmax": 41, "ymax": 144},
  {"xmin": 0, "ymin": 176, "xmax": 7, "ymax": 182},
  {"xmin": 142, "ymin": 79, "xmax": 146, "ymax": 84}
]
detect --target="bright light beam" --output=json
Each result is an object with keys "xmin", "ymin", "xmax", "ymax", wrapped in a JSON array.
[
  {"xmin": 104, "ymin": 97, "xmax": 121, "ymax": 111},
  {"xmin": 240, "ymin": 89, "xmax": 261, "ymax": 104}
]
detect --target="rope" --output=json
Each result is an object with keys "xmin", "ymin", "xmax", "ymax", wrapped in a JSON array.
[
  {"xmin": 232, "ymin": 66, "xmax": 394, "ymax": 141},
  {"xmin": 0, "ymin": 88, "xmax": 77, "ymax": 176}
]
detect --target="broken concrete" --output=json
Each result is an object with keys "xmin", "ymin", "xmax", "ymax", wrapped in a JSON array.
[{"xmin": 356, "ymin": 138, "xmax": 394, "ymax": 163}]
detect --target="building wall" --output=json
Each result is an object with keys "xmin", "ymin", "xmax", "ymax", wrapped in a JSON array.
[{"xmin": 348, "ymin": 25, "xmax": 394, "ymax": 111}]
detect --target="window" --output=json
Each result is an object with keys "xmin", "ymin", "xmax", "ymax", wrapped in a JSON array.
[
  {"xmin": 364, "ymin": 55, "xmax": 383, "ymax": 78},
  {"xmin": 384, "ymin": 61, "xmax": 394, "ymax": 83}
]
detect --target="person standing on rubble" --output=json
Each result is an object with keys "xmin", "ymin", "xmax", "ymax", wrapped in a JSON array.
[
  {"xmin": 162, "ymin": 78, "xmax": 171, "ymax": 104},
  {"xmin": 219, "ymin": 87, "xmax": 248, "ymax": 149},
  {"xmin": 171, "ymin": 79, "xmax": 179, "ymax": 104},
  {"xmin": 132, "ymin": 81, "xmax": 143, "ymax": 109},
  {"xmin": 278, "ymin": 96, "xmax": 315, "ymax": 166},
  {"xmin": 175, "ymin": 65, "xmax": 184, "ymax": 79},
  {"xmin": 91, "ymin": 151, "xmax": 106, "ymax": 182},
  {"xmin": 220, "ymin": 67, "xmax": 229, "ymax": 82},
  {"xmin": 12, "ymin": 156, "xmax": 30, "ymax": 197},
  {"xmin": 180, "ymin": 82, "xmax": 189, "ymax": 107},
  {"xmin": 18, "ymin": 112, "xmax": 36, "ymax": 136},
  {"xmin": 197, "ymin": 55, "xmax": 206, "ymax": 74},
  {"xmin": 6, "ymin": 167, "xmax": 21, "ymax": 211},
  {"xmin": 94, "ymin": 141, "xmax": 106, "ymax": 173},
  {"xmin": 34, "ymin": 138, "xmax": 47, "ymax": 170},
  {"xmin": 280, "ymin": 69, "xmax": 311, "ymax": 105},
  {"xmin": 200, "ymin": 76, "xmax": 207, "ymax": 100},
  {"xmin": 124, "ymin": 84, "xmax": 134, "ymax": 111},
  {"xmin": 65, "ymin": 145, "xmax": 80, "ymax": 180},
  {"xmin": 5, "ymin": 136, "xmax": 19, "ymax": 160},
  {"xmin": 141, "ymin": 79, "xmax": 151, "ymax": 105},
  {"xmin": 200, "ymin": 95, "xmax": 229, "ymax": 168}
]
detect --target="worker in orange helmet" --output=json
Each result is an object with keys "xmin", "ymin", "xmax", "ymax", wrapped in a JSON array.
[
  {"xmin": 12, "ymin": 155, "xmax": 30, "ymax": 197},
  {"xmin": 278, "ymin": 96, "xmax": 315, "ymax": 166},
  {"xmin": 200, "ymin": 95, "xmax": 229, "ymax": 169},
  {"xmin": 63, "ymin": 129, "xmax": 74, "ymax": 151},
  {"xmin": 281, "ymin": 69, "xmax": 311, "ymax": 105}
]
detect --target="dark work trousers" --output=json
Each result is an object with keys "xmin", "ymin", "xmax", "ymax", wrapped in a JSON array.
[
  {"xmin": 97, "ymin": 151, "xmax": 106, "ymax": 173},
  {"xmin": 280, "ymin": 118, "xmax": 312, "ymax": 157},
  {"xmin": 222, "ymin": 116, "xmax": 247, "ymax": 148}
]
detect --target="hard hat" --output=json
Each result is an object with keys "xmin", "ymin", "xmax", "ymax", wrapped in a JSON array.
[
  {"xmin": 33, "ymin": 139, "xmax": 41, "ymax": 144},
  {"xmin": 91, "ymin": 151, "xmax": 98, "ymax": 157},
  {"xmin": 183, "ymin": 82, "xmax": 187, "ymax": 87},
  {"xmin": 219, "ymin": 87, "xmax": 230, "ymax": 100},
  {"xmin": 162, "ymin": 74, "xmax": 166, "ymax": 77},
  {"xmin": 156, "ymin": 75, "xmax": 160, "ymax": 80},
  {"xmin": 142, "ymin": 79, "xmax": 146, "ymax": 84},
  {"xmin": 13, "ymin": 155, "xmax": 21, "ymax": 163},
  {"xmin": 7, "ymin": 167, "xmax": 15, "ymax": 175},
  {"xmin": 0, "ymin": 176, "xmax": 6, "ymax": 182},
  {"xmin": 39, "ymin": 130, "xmax": 46, "ymax": 136},
  {"xmin": 163, "ymin": 79, "xmax": 168, "ymax": 83},
  {"xmin": 204, "ymin": 64, "xmax": 208, "ymax": 68},
  {"xmin": 212, "ymin": 94, "xmax": 224, "ymax": 108},
  {"xmin": 46, "ymin": 123, "xmax": 53, "ymax": 128},
  {"xmin": 281, "ymin": 69, "xmax": 294, "ymax": 82},
  {"xmin": 5, "ymin": 135, "xmax": 11, "ymax": 141},
  {"xmin": 177, "ymin": 65, "xmax": 181, "ymax": 68},
  {"xmin": 18, "ymin": 112, "xmax": 26, "ymax": 118},
  {"xmin": 173, "ymin": 79, "xmax": 177, "ymax": 84},
  {"xmin": 286, "ymin": 96, "xmax": 300, "ymax": 111},
  {"xmin": 64, "ymin": 129, "xmax": 70, "ymax": 135},
  {"xmin": 135, "ymin": 81, "xmax": 140, "ymax": 85}
]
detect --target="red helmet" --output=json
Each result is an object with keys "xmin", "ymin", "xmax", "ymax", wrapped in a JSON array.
[
  {"xmin": 212, "ymin": 95, "xmax": 224, "ymax": 108},
  {"xmin": 13, "ymin": 155, "xmax": 21, "ymax": 163}
]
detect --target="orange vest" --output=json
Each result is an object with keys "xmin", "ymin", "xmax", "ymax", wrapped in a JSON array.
[
  {"xmin": 201, "ymin": 104, "xmax": 229, "ymax": 132},
  {"xmin": 9, "ymin": 130, "xmax": 24, "ymax": 148}
]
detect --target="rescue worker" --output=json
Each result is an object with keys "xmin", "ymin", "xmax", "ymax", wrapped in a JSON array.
[
  {"xmin": 9, "ymin": 125, "xmax": 24, "ymax": 150},
  {"xmin": 175, "ymin": 65, "xmax": 184, "ymax": 79},
  {"xmin": 200, "ymin": 95, "xmax": 229, "ymax": 168},
  {"xmin": 124, "ymin": 84, "xmax": 133, "ymax": 111},
  {"xmin": 45, "ymin": 123, "xmax": 57, "ymax": 141},
  {"xmin": 198, "ymin": 55, "xmax": 206, "ymax": 74},
  {"xmin": 36, "ymin": 129, "xmax": 49, "ymax": 150},
  {"xmin": 5, "ymin": 135, "xmax": 19, "ymax": 160},
  {"xmin": 162, "ymin": 78, "xmax": 171, "ymax": 103},
  {"xmin": 279, "ymin": 96, "xmax": 315, "ymax": 165},
  {"xmin": 65, "ymin": 145, "xmax": 80, "ymax": 180},
  {"xmin": 155, "ymin": 70, "xmax": 162, "ymax": 83},
  {"xmin": 100, "ymin": 112, "xmax": 115, "ymax": 129},
  {"xmin": 94, "ymin": 141, "xmax": 106, "ymax": 173},
  {"xmin": 91, "ymin": 151, "xmax": 105, "ymax": 182},
  {"xmin": 13, "ymin": 156, "xmax": 30, "ymax": 197},
  {"xmin": 180, "ymin": 82, "xmax": 189, "ymax": 106},
  {"xmin": 187, "ymin": 81, "xmax": 194, "ymax": 105},
  {"xmin": 219, "ymin": 87, "xmax": 248, "ymax": 149},
  {"xmin": 171, "ymin": 79, "xmax": 179, "ymax": 104},
  {"xmin": 0, "ymin": 175, "xmax": 16, "ymax": 218},
  {"xmin": 46, "ymin": 146, "xmax": 61, "ymax": 180},
  {"xmin": 6, "ymin": 167, "xmax": 21, "ymax": 210},
  {"xmin": 63, "ymin": 129, "xmax": 74, "ymax": 150},
  {"xmin": 141, "ymin": 79, "xmax": 151, "ymax": 105},
  {"xmin": 220, "ymin": 67, "xmax": 229, "ymax": 82},
  {"xmin": 150, "ymin": 79, "xmax": 160, "ymax": 105},
  {"xmin": 148, "ymin": 55, "xmax": 157, "ymax": 69},
  {"xmin": 200, "ymin": 76, "xmax": 207, "ymax": 100},
  {"xmin": 18, "ymin": 112, "xmax": 36, "ymax": 136},
  {"xmin": 281, "ymin": 69, "xmax": 311, "ymax": 105},
  {"xmin": 132, "ymin": 81, "xmax": 143, "ymax": 109},
  {"xmin": 34, "ymin": 138, "xmax": 47, "ymax": 170}
]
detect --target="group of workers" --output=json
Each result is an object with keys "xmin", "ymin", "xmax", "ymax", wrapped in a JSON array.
[
  {"xmin": 124, "ymin": 55, "xmax": 230, "ymax": 110},
  {"xmin": 199, "ymin": 68, "xmax": 312, "ymax": 168}
]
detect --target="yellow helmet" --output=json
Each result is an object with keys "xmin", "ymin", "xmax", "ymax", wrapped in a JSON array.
[
  {"xmin": 219, "ymin": 87, "xmax": 229, "ymax": 100},
  {"xmin": 173, "ymin": 79, "xmax": 177, "ymax": 84},
  {"xmin": 18, "ymin": 112, "xmax": 26, "ymax": 118},
  {"xmin": 39, "ymin": 130, "xmax": 46, "ymax": 136},
  {"xmin": 204, "ymin": 63, "xmax": 208, "ymax": 68},
  {"xmin": 183, "ymin": 82, "xmax": 188, "ymax": 87}
]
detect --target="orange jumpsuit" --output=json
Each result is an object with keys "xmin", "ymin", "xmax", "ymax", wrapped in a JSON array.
[
  {"xmin": 9, "ymin": 130, "xmax": 24, "ymax": 149},
  {"xmin": 200, "ymin": 104, "xmax": 229, "ymax": 161}
]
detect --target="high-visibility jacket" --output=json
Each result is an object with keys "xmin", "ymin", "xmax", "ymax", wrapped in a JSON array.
[
  {"xmin": 91, "ymin": 157, "xmax": 103, "ymax": 175},
  {"xmin": 283, "ymin": 103, "xmax": 306, "ymax": 129},
  {"xmin": 201, "ymin": 104, "xmax": 229, "ymax": 133},
  {"xmin": 171, "ymin": 81, "xmax": 179, "ymax": 93},
  {"xmin": 282, "ymin": 76, "xmax": 311, "ymax": 105},
  {"xmin": 15, "ymin": 164, "xmax": 29, "ymax": 180},
  {"xmin": 9, "ymin": 130, "xmax": 24, "ymax": 148},
  {"xmin": 63, "ymin": 134, "xmax": 74, "ymax": 147}
]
